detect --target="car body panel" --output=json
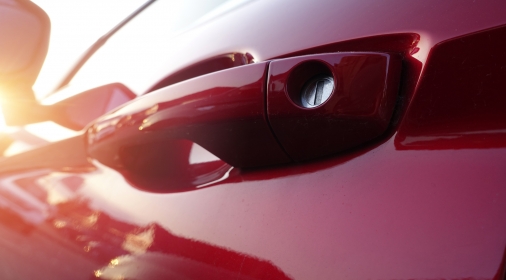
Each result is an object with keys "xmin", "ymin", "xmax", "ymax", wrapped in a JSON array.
[
  {"xmin": 0, "ymin": 0, "xmax": 505, "ymax": 279},
  {"xmin": 59, "ymin": 0, "xmax": 506, "ymax": 96}
]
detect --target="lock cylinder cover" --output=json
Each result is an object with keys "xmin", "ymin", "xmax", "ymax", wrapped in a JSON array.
[{"xmin": 266, "ymin": 52, "xmax": 402, "ymax": 161}]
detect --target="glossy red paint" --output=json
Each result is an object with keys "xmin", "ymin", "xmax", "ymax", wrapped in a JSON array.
[
  {"xmin": 87, "ymin": 62, "xmax": 289, "ymax": 191},
  {"xmin": 87, "ymin": 52, "xmax": 403, "ymax": 189},
  {"xmin": 0, "ymin": 135, "xmax": 505, "ymax": 279},
  {"xmin": 132, "ymin": 0, "xmax": 506, "ymax": 86},
  {"xmin": 267, "ymin": 52, "xmax": 402, "ymax": 161},
  {"xmin": 396, "ymin": 25, "xmax": 506, "ymax": 150},
  {"xmin": 145, "ymin": 52, "xmax": 254, "ymax": 94},
  {"xmin": 272, "ymin": 33, "xmax": 420, "ymax": 59},
  {"xmin": 0, "ymin": 1, "xmax": 505, "ymax": 280}
]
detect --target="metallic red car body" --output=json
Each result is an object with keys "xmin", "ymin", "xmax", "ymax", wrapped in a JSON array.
[{"xmin": 0, "ymin": 0, "xmax": 505, "ymax": 279}]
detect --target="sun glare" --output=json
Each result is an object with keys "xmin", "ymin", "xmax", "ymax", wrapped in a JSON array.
[
  {"xmin": 31, "ymin": 0, "xmax": 146, "ymax": 98},
  {"xmin": 0, "ymin": 89, "xmax": 9, "ymax": 132},
  {"xmin": 1, "ymin": 2, "xmax": 146, "ymax": 132},
  {"xmin": 0, "ymin": 106, "xmax": 6, "ymax": 132}
]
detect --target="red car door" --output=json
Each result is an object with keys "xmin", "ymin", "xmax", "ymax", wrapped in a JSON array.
[{"xmin": 0, "ymin": 1, "xmax": 505, "ymax": 279}]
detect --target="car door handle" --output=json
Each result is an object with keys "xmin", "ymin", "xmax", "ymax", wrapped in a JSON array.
[
  {"xmin": 87, "ymin": 62, "xmax": 290, "ymax": 170},
  {"xmin": 87, "ymin": 52, "xmax": 401, "ymax": 174}
]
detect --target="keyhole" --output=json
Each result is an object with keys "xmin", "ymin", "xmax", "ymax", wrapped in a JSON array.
[{"xmin": 301, "ymin": 76, "xmax": 334, "ymax": 108}]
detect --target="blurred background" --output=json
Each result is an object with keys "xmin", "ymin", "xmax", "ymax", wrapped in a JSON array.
[{"xmin": 31, "ymin": 0, "xmax": 146, "ymax": 99}]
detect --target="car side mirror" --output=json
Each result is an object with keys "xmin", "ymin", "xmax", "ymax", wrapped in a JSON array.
[{"xmin": 0, "ymin": 0, "xmax": 50, "ymax": 125}]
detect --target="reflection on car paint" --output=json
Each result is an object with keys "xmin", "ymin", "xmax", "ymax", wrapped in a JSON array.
[
  {"xmin": 396, "ymin": 26, "xmax": 506, "ymax": 151},
  {"xmin": 0, "ymin": 167, "xmax": 292, "ymax": 279}
]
